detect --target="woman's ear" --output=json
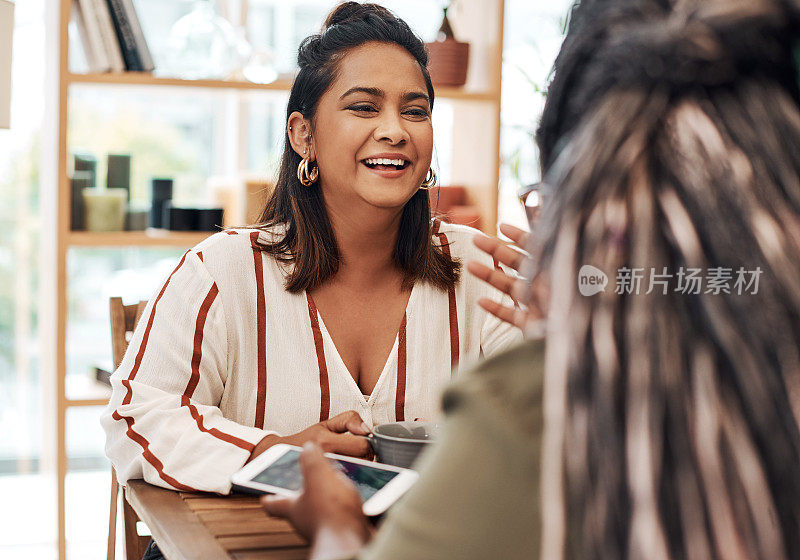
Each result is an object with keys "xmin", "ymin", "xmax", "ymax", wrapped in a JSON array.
[{"xmin": 287, "ymin": 112, "xmax": 315, "ymax": 160}]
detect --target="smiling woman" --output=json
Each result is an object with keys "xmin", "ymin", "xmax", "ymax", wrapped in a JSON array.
[
  {"xmin": 101, "ymin": 1, "xmax": 521, "ymax": 505},
  {"xmin": 255, "ymin": 6, "xmax": 451, "ymax": 294}
]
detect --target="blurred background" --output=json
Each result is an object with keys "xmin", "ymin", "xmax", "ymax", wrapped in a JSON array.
[{"xmin": 0, "ymin": 0, "xmax": 570, "ymax": 558}]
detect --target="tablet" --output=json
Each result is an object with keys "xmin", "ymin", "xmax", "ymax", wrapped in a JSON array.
[{"xmin": 232, "ymin": 443, "xmax": 419, "ymax": 516}]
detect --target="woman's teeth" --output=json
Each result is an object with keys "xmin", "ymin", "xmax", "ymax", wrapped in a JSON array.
[{"xmin": 364, "ymin": 158, "xmax": 408, "ymax": 169}]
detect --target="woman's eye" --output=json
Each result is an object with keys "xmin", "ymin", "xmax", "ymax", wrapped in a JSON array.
[
  {"xmin": 405, "ymin": 108, "xmax": 430, "ymax": 117},
  {"xmin": 348, "ymin": 104, "xmax": 377, "ymax": 113}
]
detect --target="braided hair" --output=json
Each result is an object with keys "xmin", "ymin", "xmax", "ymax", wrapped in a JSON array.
[{"xmin": 534, "ymin": 1, "xmax": 800, "ymax": 558}]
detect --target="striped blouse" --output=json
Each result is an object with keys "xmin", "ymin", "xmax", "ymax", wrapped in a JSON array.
[{"xmin": 101, "ymin": 222, "xmax": 522, "ymax": 494}]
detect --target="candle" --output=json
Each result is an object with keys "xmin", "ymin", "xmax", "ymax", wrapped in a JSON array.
[
  {"xmin": 83, "ymin": 188, "xmax": 127, "ymax": 232},
  {"xmin": 150, "ymin": 178, "xmax": 173, "ymax": 229}
]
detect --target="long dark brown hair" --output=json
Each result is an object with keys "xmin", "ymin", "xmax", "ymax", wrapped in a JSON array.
[
  {"xmin": 252, "ymin": 2, "xmax": 459, "ymax": 293},
  {"xmin": 534, "ymin": 1, "xmax": 800, "ymax": 558}
]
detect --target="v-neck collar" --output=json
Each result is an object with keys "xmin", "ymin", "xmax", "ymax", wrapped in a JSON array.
[{"xmin": 306, "ymin": 284, "xmax": 416, "ymax": 404}]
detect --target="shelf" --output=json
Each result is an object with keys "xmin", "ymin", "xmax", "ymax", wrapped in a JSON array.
[
  {"xmin": 68, "ymin": 230, "xmax": 213, "ymax": 247},
  {"xmin": 66, "ymin": 72, "xmax": 500, "ymax": 101},
  {"xmin": 67, "ymin": 71, "xmax": 296, "ymax": 92},
  {"xmin": 66, "ymin": 398, "xmax": 110, "ymax": 408}
]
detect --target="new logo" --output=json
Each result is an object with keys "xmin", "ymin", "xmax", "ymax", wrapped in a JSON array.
[{"xmin": 578, "ymin": 265, "xmax": 608, "ymax": 296}]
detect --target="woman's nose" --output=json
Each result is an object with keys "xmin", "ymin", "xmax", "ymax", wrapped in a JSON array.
[{"xmin": 373, "ymin": 112, "xmax": 409, "ymax": 145}]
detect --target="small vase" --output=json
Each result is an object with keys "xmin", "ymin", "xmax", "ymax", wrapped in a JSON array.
[{"xmin": 164, "ymin": 0, "xmax": 243, "ymax": 80}]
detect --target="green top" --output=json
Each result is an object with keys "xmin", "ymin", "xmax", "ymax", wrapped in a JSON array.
[{"xmin": 360, "ymin": 339, "xmax": 544, "ymax": 560}]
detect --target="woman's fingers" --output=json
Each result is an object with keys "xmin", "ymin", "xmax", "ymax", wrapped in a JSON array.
[
  {"xmin": 290, "ymin": 412, "xmax": 372, "ymax": 458},
  {"xmin": 331, "ymin": 434, "xmax": 372, "ymax": 458},
  {"xmin": 320, "ymin": 432, "xmax": 372, "ymax": 458},
  {"xmin": 325, "ymin": 411, "xmax": 370, "ymax": 435},
  {"xmin": 498, "ymin": 223, "xmax": 530, "ymax": 249},
  {"xmin": 472, "ymin": 233, "xmax": 528, "ymax": 272}
]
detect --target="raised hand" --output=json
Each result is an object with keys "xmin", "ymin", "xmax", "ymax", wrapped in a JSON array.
[
  {"xmin": 467, "ymin": 223, "xmax": 546, "ymax": 333},
  {"xmin": 248, "ymin": 411, "xmax": 372, "ymax": 463}
]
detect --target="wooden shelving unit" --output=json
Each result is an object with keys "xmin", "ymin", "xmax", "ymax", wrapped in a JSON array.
[
  {"xmin": 68, "ymin": 230, "xmax": 213, "ymax": 247},
  {"xmin": 68, "ymin": 71, "xmax": 298, "ymax": 91},
  {"xmin": 45, "ymin": 1, "xmax": 505, "ymax": 558},
  {"xmin": 67, "ymin": 71, "xmax": 500, "ymax": 101}
]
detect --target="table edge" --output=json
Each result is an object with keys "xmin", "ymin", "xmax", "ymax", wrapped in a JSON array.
[{"xmin": 125, "ymin": 480, "xmax": 231, "ymax": 560}]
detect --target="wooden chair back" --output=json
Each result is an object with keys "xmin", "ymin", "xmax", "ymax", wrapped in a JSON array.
[
  {"xmin": 110, "ymin": 297, "xmax": 148, "ymax": 369},
  {"xmin": 108, "ymin": 297, "xmax": 151, "ymax": 560}
]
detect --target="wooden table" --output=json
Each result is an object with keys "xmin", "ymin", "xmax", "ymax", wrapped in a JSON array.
[{"xmin": 125, "ymin": 480, "xmax": 310, "ymax": 559}]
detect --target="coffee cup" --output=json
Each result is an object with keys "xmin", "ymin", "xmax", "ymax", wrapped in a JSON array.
[{"xmin": 367, "ymin": 421, "xmax": 439, "ymax": 469}]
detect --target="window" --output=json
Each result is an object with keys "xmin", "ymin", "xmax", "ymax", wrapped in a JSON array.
[{"xmin": 499, "ymin": 0, "xmax": 571, "ymax": 228}]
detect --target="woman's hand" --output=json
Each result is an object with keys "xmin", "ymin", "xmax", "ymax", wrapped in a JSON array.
[
  {"xmin": 248, "ymin": 411, "xmax": 372, "ymax": 464},
  {"xmin": 262, "ymin": 442, "xmax": 372, "ymax": 559},
  {"xmin": 467, "ymin": 223, "xmax": 546, "ymax": 333}
]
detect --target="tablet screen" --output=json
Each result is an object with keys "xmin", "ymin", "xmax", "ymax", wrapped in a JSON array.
[{"xmin": 252, "ymin": 449, "xmax": 399, "ymax": 501}]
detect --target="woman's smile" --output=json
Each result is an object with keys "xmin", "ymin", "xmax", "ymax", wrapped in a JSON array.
[{"xmin": 360, "ymin": 152, "xmax": 412, "ymax": 178}]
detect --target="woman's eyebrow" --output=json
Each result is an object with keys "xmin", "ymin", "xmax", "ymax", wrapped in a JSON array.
[
  {"xmin": 340, "ymin": 86, "xmax": 383, "ymax": 100},
  {"xmin": 339, "ymin": 87, "xmax": 429, "ymax": 104},
  {"xmin": 403, "ymin": 91, "xmax": 430, "ymax": 104}
]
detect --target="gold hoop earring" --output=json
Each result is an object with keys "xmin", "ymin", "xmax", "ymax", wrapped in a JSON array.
[
  {"xmin": 297, "ymin": 156, "xmax": 319, "ymax": 186},
  {"xmin": 419, "ymin": 168, "xmax": 437, "ymax": 190}
]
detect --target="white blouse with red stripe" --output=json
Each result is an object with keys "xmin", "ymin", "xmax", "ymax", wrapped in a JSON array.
[{"xmin": 101, "ymin": 222, "xmax": 522, "ymax": 494}]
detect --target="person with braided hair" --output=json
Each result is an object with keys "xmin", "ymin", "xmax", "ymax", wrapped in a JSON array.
[{"xmin": 263, "ymin": 1, "xmax": 800, "ymax": 559}]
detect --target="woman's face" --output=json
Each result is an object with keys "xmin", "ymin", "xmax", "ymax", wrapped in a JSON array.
[{"xmin": 302, "ymin": 41, "xmax": 434, "ymax": 211}]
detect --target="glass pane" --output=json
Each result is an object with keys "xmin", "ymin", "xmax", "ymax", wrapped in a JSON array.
[
  {"xmin": 1, "ymin": 1, "xmax": 49, "ymax": 558},
  {"xmin": 67, "ymin": 405, "xmax": 109, "ymax": 471},
  {"xmin": 66, "ymin": 247, "xmax": 187, "ymax": 400},
  {"xmin": 245, "ymin": 91, "xmax": 289, "ymax": 175},
  {"xmin": 0, "ymin": 0, "xmax": 43, "ymax": 482},
  {"xmin": 498, "ymin": 0, "xmax": 572, "ymax": 228}
]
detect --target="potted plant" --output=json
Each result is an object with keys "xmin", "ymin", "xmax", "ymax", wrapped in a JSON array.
[{"xmin": 425, "ymin": 1, "xmax": 470, "ymax": 87}]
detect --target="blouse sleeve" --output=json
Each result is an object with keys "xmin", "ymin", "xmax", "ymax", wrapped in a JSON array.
[{"xmin": 100, "ymin": 250, "xmax": 271, "ymax": 494}]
